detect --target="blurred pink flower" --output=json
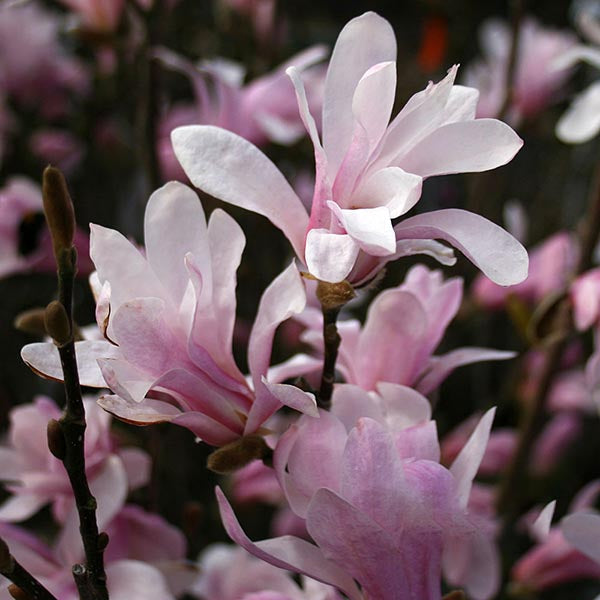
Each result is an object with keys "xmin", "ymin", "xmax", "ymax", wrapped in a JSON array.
[
  {"xmin": 571, "ymin": 267, "xmax": 600, "ymax": 330},
  {"xmin": 0, "ymin": 396, "xmax": 150, "ymax": 524},
  {"xmin": 0, "ymin": 1, "xmax": 89, "ymax": 117},
  {"xmin": 218, "ymin": 407, "xmax": 500, "ymax": 600},
  {"xmin": 531, "ymin": 412, "xmax": 582, "ymax": 476},
  {"xmin": 22, "ymin": 182, "xmax": 317, "ymax": 446},
  {"xmin": 191, "ymin": 543, "xmax": 341, "ymax": 600},
  {"xmin": 277, "ymin": 265, "xmax": 515, "ymax": 394},
  {"xmin": 473, "ymin": 232, "xmax": 577, "ymax": 309},
  {"xmin": 512, "ymin": 483, "xmax": 600, "ymax": 592},
  {"xmin": 0, "ymin": 504, "xmax": 187, "ymax": 600},
  {"xmin": 29, "ymin": 129, "xmax": 84, "ymax": 174},
  {"xmin": 464, "ymin": 18, "xmax": 576, "ymax": 125},
  {"xmin": 156, "ymin": 46, "xmax": 326, "ymax": 180},
  {"xmin": 0, "ymin": 177, "xmax": 93, "ymax": 278},
  {"xmin": 172, "ymin": 11, "xmax": 527, "ymax": 285}
]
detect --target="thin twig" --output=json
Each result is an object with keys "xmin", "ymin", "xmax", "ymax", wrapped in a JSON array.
[
  {"xmin": 498, "ymin": 0, "xmax": 525, "ymax": 122},
  {"xmin": 0, "ymin": 538, "xmax": 57, "ymax": 600},
  {"xmin": 42, "ymin": 167, "xmax": 109, "ymax": 600},
  {"xmin": 318, "ymin": 306, "xmax": 341, "ymax": 409}
]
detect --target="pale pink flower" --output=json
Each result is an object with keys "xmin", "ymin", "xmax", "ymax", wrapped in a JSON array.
[
  {"xmin": 22, "ymin": 182, "xmax": 317, "ymax": 446},
  {"xmin": 0, "ymin": 1, "xmax": 88, "ymax": 117},
  {"xmin": 0, "ymin": 177, "xmax": 93, "ymax": 278},
  {"xmin": 191, "ymin": 544, "xmax": 341, "ymax": 600},
  {"xmin": 172, "ymin": 12, "xmax": 527, "ymax": 285},
  {"xmin": 512, "ymin": 483, "xmax": 600, "ymax": 592},
  {"xmin": 0, "ymin": 396, "xmax": 150, "ymax": 524},
  {"xmin": 464, "ymin": 18, "xmax": 576, "ymax": 125},
  {"xmin": 473, "ymin": 232, "xmax": 577, "ymax": 309},
  {"xmin": 57, "ymin": 0, "xmax": 125, "ymax": 32},
  {"xmin": 217, "ymin": 407, "xmax": 500, "ymax": 600},
  {"xmin": 156, "ymin": 45, "xmax": 326, "ymax": 180},
  {"xmin": 277, "ymin": 265, "xmax": 514, "ymax": 394},
  {"xmin": 0, "ymin": 504, "xmax": 186, "ymax": 600}
]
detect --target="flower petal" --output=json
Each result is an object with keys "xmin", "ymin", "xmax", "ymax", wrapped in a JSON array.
[
  {"xmin": 305, "ymin": 229, "xmax": 360, "ymax": 283},
  {"xmin": 556, "ymin": 81, "xmax": 600, "ymax": 144}
]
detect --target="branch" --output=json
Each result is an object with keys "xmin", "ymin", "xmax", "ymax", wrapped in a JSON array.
[
  {"xmin": 498, "ymin": 0, "xmax": 525, "ymax": 121},
  {"xmin": 42, "ymin": 167, "xmax": 109, "ymax": 600}
]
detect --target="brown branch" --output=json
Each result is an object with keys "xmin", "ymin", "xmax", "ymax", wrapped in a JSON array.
[
  {"xmin": 42, "ymin": 167, "xmax": 109, "ymax": 600},
  {"xmin": 498, "ymin": 0, "xmax": 525, "ymax": 122}
]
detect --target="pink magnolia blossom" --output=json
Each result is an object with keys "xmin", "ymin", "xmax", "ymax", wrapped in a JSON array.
[
  {"xmin": 22, "ymin": 181, "xmax": 317, "ymax": 446},
  {"xmin": 0, "ymin": 177, "xmax": 93, "ymax": 278},
  {"xmin": 0, "ymin": 503, "xmax": 187, "ymax": 600},
  {"xmin": 277, "ymin": 265, "xmax": 515, "ymax": 394},
  {"xmin": 57, "ymin": 0, "xmax": 125, "ymax": 32},
  {"xmin": 0, "ymin": 1, "xmax": 88, "ymax": 117},
  {"xmin": 512, "ymin": 483, "xmax": 600, "ymax": 592},
  {"xmin": 0, "ymin": 396, "xmax": 150, "ymax": 524},
  {"xmin": 156, "ymin": 46, "xmax": 326, "ymax": 180},
  {"xmin": 217, "ymin": 406, "xmax": 500, "ymax": 600},
  {"xmin": 473, "ymin": 232, "xmax": 577, "ymax": 309},
  {"xmin": 172, "ymin": 11, "xmax": 528, "ymax": 285},
  {"xmin": 571, "ymin": 267, "xmax": 600, "ymax": 330},
  {"xmin": 463, "ymin": 18, "xmax": 576, "ymax": 125},
  {"xmin": 191, "ymin": 544, "xmax": 341, "ymax": 600}
]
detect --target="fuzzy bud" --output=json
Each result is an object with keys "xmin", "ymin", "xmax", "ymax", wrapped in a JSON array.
[
  {"xmin": 47, "ymin": 419, "xmax": 66, "ymax": 460},
  {"xmin": 14, "ymin": 308, "xmax": 47, "ymax": 337},
  {"xmin": 42, "ymin": 166, "xmax": 75, "ymax": 261},
  {"xmin": 97, "ymin": 532, "xmax": 109, "ymax": 551},
  {"xmin": 44, "ymin": 301, "xmax": 71, "ymax": 346},
  {"xmin": 207, "ymin": 435, "xmax": 271, "ymax": 474},
  {"xmin": 316, "ymin": 280, "xmax": 355, "ymax": 311},
  {"xmin": 7, "ymin": 586, "xmax": 29, "ymax": 600}
]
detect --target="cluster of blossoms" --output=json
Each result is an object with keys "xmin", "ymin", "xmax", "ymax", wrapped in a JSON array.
[{"xmin": 2, "ymin": 3, "xmax": 600, "ymax": 600}]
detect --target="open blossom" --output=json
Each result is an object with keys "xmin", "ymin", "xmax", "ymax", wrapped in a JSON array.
[
  {"xmin": 0, "ymin": 502, "xmax": 188, "ymax": 600},
  {"xmin": 512, "ymin": 483, "xmax": 600, "ymax": 592},
  {"xmin": 279, "ymin": 264, "xmax": 514, "ymax": 394},
  {"xmin": 172, "ymin": 11, "xmax": 527, "ymax": 285},
  {"xmin": 0, "ymin": 396, "xmax": 150, "ymax": 524},
  {"xmin": 463, "ymin": 18, "xmax": 576, "ymax": 125},
  {"xmin": 218, "ymin": 404, "xmax": 499, "ymax": 600},
  {"xmin": 156, "ymin": 46, "xmax": 326, "ymax": 180},
  {"xmin": 191, "ymin": 544, "xmax": 341, "ymax": 600},
  {"xmin": 0, "ymin": 177, "xmax": 93, "ymax": 278},
  {"xmin": 0, "ymin": 1, "xmax": 88, "ymax": 117},
  {"xmin": 22, "ymin": 181, "xmax": 317, "ymax": 446}
]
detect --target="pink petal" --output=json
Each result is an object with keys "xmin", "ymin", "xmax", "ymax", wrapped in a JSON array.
[
  {"xmin": 106, "ymin": 560, "xmax": 174, "ymax": 600},
  {"xmin": 215, "ymin": 487, "xmax": 361, "ymax": 599},
  {"xmin": 261, "ymin": 379, "xmax": 318, "ymax": 418},
  {"xmin": 556, "ymin": 81, "xmax": 600, "ymax": 144},
  {"xmin": 118, "ymin": 448, "xmax": 151, "ymax": 491},
  {"xmin": 0, "ymin": 494, "xmax": 47, "ymax": 522},
  {"xmin": 305, "ymin": 229, "xmax": 360, "ymax": 283},
  {"xmin": 562, "ymin": 513, "xmax": 600, "ymax": 564},
  {"xmin": 399, "ymin": 119, "xmax": 523, "ymax": 178},
  {"xmin": 323, "ymin": 12, "xmax": 396, "ymax": 176},
  {"xmin": 171, "ymin": 125, "xmax": 308, "ymax": 260},
  {"xmin": 394, "ymin": 209, "xmax": 529, "ymax": 286}
]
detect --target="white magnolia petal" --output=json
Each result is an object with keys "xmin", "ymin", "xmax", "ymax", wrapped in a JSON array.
[
  {"xmin": 305, "ymin": 229, "xmax": 360, "ymax": 283},
  {"xmin": 556, "ymin": 81, "xmax": 600, "ymax": 144}
]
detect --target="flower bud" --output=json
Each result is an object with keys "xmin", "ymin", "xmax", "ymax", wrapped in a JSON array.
[
  {"xmin": 207, "ymin": 435, "xmax": 270, "ymax": 474},
  {"xmin": 14, "ymin": 308, "xmax": 47, "ymax": 337},
  {"xmin": 47, "ymin": 419, "xmax": 66, "ymax": 461},
  {"xmin": 44, "ymin": 300, "xmax": 71, "ymax": 346},
  {"xmin": 316, "ymin": 279, "xmax": 355, "ymax": 311},
  {"xmin": 42, "ymin": 166, "xmax": 75, "ymax": 261},
  {"xmin": 7, "ymin": 586, "xmax": 28, "ymax": 600}
]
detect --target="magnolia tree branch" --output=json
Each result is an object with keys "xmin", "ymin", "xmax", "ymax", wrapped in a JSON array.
[
  {"xmin": 498, "ymin": 0, "xmax": 525, "ymax": 121},
  {"xmin": 42, "ymin": 167, "xmax": 109, "ymax": 600},
  {"xmin": 497, "ymin": 161, "xmax": 600, "ymax": 518},
  {"xmin": 0, "ymin": 538, "xmax": 57, "ymax": 600},
  {"xmin": 316, "ymin": 280, "xmax": 355, "ymax": 409}
]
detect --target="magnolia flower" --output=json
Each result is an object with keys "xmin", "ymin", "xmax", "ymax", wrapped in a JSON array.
[
  {"xmin": 276, "ymin": 265, "xmax": 514, "ymax": 395},
  {"xmin": 172, "ymin": 11, "xmax": 528, "ymax": 285},
  {"xmin": 0, "ymin": 1, "xmax": 88, "ymax": 117},
  {"xmin": 463, "ymin": 18, "xmax": 576, "ymax": 125},
  {"xmin": 0, "ymin": 177, "xmax": 93, "ymax": 278},
  {"xmin": 0, "ymin": 503, "xmax": 188, "ymax": 600},
  {"xmin": 22, "ymin": 181, "xmax": 316, "ymax": 446},
  {"xmin": 512, "ymin": 483, "xmax": 600, "ymax": 593},
  {"xmin": 556, "ymin": 7, "xmax": 600, "ymax": 143},
  {"xmin": 0, "ymin": 396, "xmax": 150, "ymax": 524},
  {"xmin": 191, "ymin": 544, "xmax": 341, "ymax": 600},
  {"xmin": 156, "ymin": 46, "xmax": 326, "ymax": 180},
  {"xmin": 218, "ymin": 406, "xmax": 500, "ymax": 600},
  {"xmin": 473, "ymin": 232, "xmax": 577, "ymax": 309}
]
